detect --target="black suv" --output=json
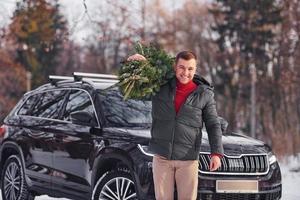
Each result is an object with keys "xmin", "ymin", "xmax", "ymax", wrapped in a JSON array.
[{"xmin": 0, "ymin": 72, "xmax": 281, "ymax": 200}]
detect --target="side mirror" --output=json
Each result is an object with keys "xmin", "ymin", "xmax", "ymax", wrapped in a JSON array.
[
  {"xmin": 70, "ymin": 111, "xmax": 98, "ymax": 127},
  {"xmin": 218, "ymin": 116, "xmax": 228, "ymax": 133}
]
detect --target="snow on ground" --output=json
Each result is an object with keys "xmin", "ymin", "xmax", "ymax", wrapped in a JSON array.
[
  {"xmin": 34, "ymin": 196, "xmax": 69, "ymax": 200},
  {"xmin": 0, "ymin": 194, "xmax": 69, "ymax": 200},
  {"xmin": 279, "ymin": 153, "xmax": 300, "ymax": 200},
  {"xmin": 1, "ymin": 154, "xmax": 300, "ymax": 200}
]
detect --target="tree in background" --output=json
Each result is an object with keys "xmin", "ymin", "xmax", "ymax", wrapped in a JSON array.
[
  {"xmin": 8, "ymin": 0, "xmax": 68, "ymax": 88},
  {"xmin": 267, "ymin": 0, "xmax": 300, "ymax": 155},
  {"xmin": 1, "ymin": 0, "xmax": 299, "ymax": 156},
  {"xmin": 170, "ymin": 0, "xmax": 219, "ymax": 82},
  {"xmin": 137, "ymin": 0, "xmax": 220, "ymax": 82},
  {"xmin": 143, "ymin": 0, "xmax": 175, "ymax": 51},
  {"xmin": 209, "ymin": 0, "xmax": 282, "ymax": 135},
  {"xmin": 84, "ymin": 0, "xmax": 140, "ymax": 74},
  {"xmin": 55, "ymin": 41, "xmax": 84, "ymax": 75},
  {"xmin": 0, "ymin": 49, "xmax": 26, "ymax": 122}
]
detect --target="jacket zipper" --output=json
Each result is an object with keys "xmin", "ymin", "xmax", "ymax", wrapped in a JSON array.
[
  {"xmin": 169, "ymin": 88, "xmax": 198, "ymax": 159},
  {"xmin": 169, "ymin": 87, "xmax": 177, "ymax": 160},
  {"xmin": 169, "ymin": 117, "xmax": 176, "ymax": 159}
]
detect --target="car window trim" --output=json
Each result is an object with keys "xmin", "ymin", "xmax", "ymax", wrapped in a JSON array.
[
  {"xmin": 63, "ymin": 88, "xmax": 100, "ymax": 127},
  {"xmin": 16, "ymin": 90, "xmax": 67, "ymax": 119},
  {"xmin": 16, "ymin": 88, "xmax": 100, "ymax": 128}
]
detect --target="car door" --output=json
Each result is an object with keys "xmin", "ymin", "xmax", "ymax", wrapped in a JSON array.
[
  {"xmin": 16, "ymin": 89, "xmax": 68, "ymax": 191},
  {"xmin": 51, "ymin": 88, "xmax": 101, "ymax": 199}
]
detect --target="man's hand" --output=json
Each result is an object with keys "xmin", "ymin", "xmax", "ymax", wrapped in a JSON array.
[
  {"xmin": 209, "ymin": 155, "xmax": 221, "ymax": 171},
  {"xmin": 127, "ymin": 53, "xmax": 147, "ymax": 61}
]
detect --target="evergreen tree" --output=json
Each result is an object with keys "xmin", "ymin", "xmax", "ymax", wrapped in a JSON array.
[
  {"xmin": 209, "ymin": 0, "xmax": 282, "ymax": 131},
  {"xmin": 9, "ymin": 0, "xmax": 68, "ymax": 88}
]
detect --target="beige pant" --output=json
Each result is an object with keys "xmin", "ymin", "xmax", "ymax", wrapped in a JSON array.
[{"xmin": 152, "ymin": 155, "xmax": 199, "ymax": 200}]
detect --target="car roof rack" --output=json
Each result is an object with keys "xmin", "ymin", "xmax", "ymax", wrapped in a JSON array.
[
  {"xmin": 73, "ymin": 72, "xmax": 118, "ymax": 81},
  {"xmin": 49, "ymin": 75, "xmax": 74, "ymax": 85},
  {"xmin": 49, "ymin": 72, "xmax": 119, "ymax": 86}
]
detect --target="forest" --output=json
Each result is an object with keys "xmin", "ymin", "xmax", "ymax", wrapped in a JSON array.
[{"xmin": 0, "ymin": 0, "xmax": 300, "ymax": 157}]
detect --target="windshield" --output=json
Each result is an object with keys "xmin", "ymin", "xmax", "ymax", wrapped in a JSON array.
[{"xmin": 97, "ymin": 89, "xmax": 152, "ymax": 128}]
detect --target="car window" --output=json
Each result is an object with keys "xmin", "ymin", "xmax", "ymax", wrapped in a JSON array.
[
  {"xmin": 19, "ymin": 90, "xmax": 68, "ymax": 119},
  {"xmin": 62, "ymin": 89, "xmax": 96, "ymax": 122},
  {"xmin": 18, "ymin": 93, "xmax": 42, "ymax": 115},
  {"xmin": 98, "ymin": 89, "xmax": 152, "ymax": 128}
]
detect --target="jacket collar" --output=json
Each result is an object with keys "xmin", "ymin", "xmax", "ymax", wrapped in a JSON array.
[
  {"xmin": 169, "ymin": 74, "xmax": 213, "ymax": 92},
  {"xmin": 193, "ymin": 74, "xmax": 213, "ymax": 92}
]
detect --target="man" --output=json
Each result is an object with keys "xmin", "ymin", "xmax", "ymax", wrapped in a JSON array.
[{"xmin": 128, "ymin": 51, "xmax": 223, "ymax": 200}]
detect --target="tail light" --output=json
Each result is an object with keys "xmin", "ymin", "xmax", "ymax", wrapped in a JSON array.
[{"xmin": 0, "ymin": 125, "xmax": 7, "ymax": 137}]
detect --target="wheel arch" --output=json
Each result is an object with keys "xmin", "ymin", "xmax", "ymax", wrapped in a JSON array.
[
  {"xmin": 91, "ymin": 148, "xmax": 136, "ymax": 188},
  {"xmin": 0, "ymin": 141, "xmax": 30, "ymax": 187}
]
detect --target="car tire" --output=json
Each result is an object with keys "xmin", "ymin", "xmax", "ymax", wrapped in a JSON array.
[
  {"xmin": 92, "ymin": 170, "xmax": 138, "ymax": 200},
  {"xmin": 1, "ymin": 155, "xmax": 34, "ymax": 200}
]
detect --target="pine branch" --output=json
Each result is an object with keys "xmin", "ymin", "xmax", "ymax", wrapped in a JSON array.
[{"xmin": 118, "ymin": 42, "xmax": 175, "ymax": 100}]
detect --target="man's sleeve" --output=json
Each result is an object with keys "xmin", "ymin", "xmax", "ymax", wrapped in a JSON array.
[{"xmin": 202, "ymin": 90, "xmax": 224, "ymax": 155}]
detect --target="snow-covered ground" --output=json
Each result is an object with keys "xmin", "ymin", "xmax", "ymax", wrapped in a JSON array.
[
  {"xmin": 1, "ymin": 154, "xmax": 300, "ymax": 200},
  {"xmin": 35, "ymin": 196, "xmax": 68, "ymax": 200},
  {"xmin": 279, "ymin": 153, "xmax": 300, "ymax": 200}
]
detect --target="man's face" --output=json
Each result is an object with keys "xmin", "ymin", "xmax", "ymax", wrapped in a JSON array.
[{"xmin": 174, "ymin": 58, "xmax": 197, "ymax": 84}]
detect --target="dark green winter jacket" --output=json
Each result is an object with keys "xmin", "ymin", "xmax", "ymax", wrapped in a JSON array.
[{"xmin": 149, "ymin": 75, "xmax": 224, "ymax": 160}]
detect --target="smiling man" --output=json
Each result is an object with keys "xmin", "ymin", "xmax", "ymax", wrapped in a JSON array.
[{"xmin": 128, "ymin": 51, "xmax": 224, "ymax": 200}]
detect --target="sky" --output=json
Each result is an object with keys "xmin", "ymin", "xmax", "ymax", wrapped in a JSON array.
[
  {"xmin": 0, "ymin": 0, "xmax": 107, "ymax": 43},
  {"xmin": 0, "ymin": 0, "xmax": 186, "ymax": 44}
]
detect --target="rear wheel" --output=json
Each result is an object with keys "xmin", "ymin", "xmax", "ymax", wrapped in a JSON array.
[
  {"xmin": 92, "ymin": 170, "xmax": 137, "ymax": 200},
  {"xmin": 1, "ymin": 155, "xmax": 34, "ymax": 200}
]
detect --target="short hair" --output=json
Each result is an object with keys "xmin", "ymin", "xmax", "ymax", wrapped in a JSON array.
[{"xmin": 175, "ymin": 51, "xmax": 197, "ymax": 64}]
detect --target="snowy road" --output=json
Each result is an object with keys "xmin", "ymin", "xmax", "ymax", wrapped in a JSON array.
[{"xmin": 1, "ymin": 156, "xmax": 299, "ymax": 200}]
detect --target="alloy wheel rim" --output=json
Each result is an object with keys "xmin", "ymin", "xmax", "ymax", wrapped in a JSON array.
[
  {"xmin": 99, "ymin": 177, "xmax": 137, "ymax": 200},
  {"xmin": 4, "ymin": 162, "xmax": 21, "ymax": 200}
]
